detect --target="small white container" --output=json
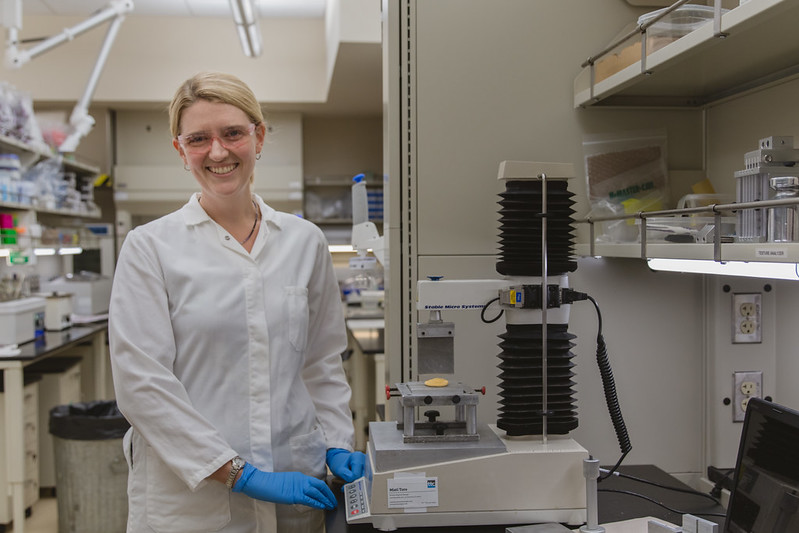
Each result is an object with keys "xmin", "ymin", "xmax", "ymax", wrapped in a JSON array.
[
  {"xmin": 41, "ymin": 292, "xmax": 74, "ymax": 331},
  {"xmin": 41, "ymin": 273, "xmax": 111, "ymax": 315},
  {"xmin": 0, "ymin": 297, "xmax": 46, "ymax": 345}
]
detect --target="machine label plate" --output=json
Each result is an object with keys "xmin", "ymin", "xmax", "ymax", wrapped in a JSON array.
[{"xmin": 387, "ymin": 476, "xmax": 439, "ymax": 509}]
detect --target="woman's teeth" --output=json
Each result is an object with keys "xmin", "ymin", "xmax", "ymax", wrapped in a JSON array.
[{"xmin": 209, "ymin": 164, "xmax": 237, "ymax": 174}]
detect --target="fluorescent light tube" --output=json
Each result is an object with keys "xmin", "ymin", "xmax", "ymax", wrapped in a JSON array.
[
  {"xmin": 647, "ymin": 258, "xmax": 799, "ymax": 280},
  {"xmin": 329, "ymin": 245, "xmax": 355, "ymax": 253},
  {"xmin": 229, "ymin": 0, "xmax": 262, "ymax": 57},
  {"xmin": 58, "ymin": 247, "xmax": 83, "ymax": 255}
]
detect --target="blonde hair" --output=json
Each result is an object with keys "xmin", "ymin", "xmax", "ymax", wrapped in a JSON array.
[{"xmin": 168, "ymin": 72, "xmax": 265, "ymax": 137}]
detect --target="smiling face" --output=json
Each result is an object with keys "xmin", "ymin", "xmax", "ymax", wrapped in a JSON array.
[{"xmin": 173, "ymin": 99, "xmax": 265, "ymax": 203}]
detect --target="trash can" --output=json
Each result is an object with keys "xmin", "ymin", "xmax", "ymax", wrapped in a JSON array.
[{"xmin": 49, "ymin": 400, "xmax": 130, "ymax": 533}]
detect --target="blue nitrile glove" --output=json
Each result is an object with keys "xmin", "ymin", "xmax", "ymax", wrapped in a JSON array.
[
  {"xmin": 232, "ymin": 463, "xmax": 337, "ymax": 510},
  {"xmin": 326, "ymin": 448, "xmax": 366, "ymax": 483}
]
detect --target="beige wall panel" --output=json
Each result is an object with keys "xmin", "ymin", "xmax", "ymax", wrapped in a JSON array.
[
  {"xmin": 0, "ymin": 16, "xmax": 327, "ymax": 105},
  {"xmin": 706, "ymin": 77, "xmax": 799, "ymax": 198},
  {"xmin": 413, "ymin": 0, "xmax": 704, "ymax": 257},
  {"xmin": 302, "ymin": 117, "xmax": 383, "ymax": 177},
  {"xmin": 114, "ymin": 110, "xmax": 303, "ymax": 216}
]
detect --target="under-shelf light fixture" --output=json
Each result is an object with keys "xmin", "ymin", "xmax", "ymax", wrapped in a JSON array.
[
  {"xmin": 229, "ymin": 0, "xmax": 262, "ymax": 58},
  {"xmin": 58, "ymin": 247, "xmax": 83, "ymax": 255},
  {"xmin": 647, "ymin": 258, "xmax": 799, "ymax": 281},
  {"xmin": 329, "ymin": 244, "xmax": 355, "ymax": 253}
]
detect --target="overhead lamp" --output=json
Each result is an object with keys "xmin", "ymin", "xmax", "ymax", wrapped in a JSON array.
[
  {"xmin": 647, "ymin": 258, "xmax": 799, "ymax": 281},
  {"xmin": 229, "ymin": 0, "xmax": 262, "ymax": 57},
  {"xmin": 2, "ymin": 0, "xmax": 134, "ymax": 152}
]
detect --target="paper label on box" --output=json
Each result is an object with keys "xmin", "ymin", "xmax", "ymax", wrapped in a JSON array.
[{"xmin": 387, "ymin": 476, "xmax": 439, "ymax": 509}]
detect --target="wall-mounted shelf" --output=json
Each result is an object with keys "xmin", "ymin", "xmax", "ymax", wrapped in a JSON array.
[
  {"xmin": 0, "ymin": 134, "xmax": 102, "ymax": 264},
  {"xmin": 0, "ymin": 200, "xmax": 101, "ymax": 219},
  {"xmin": 576, "ymin": 241, "xmax": 799, "ymax": 263},
  {"xmin": 576, "ymin": 197, "xmax": 799, "ymax": 264},
  {"xmin": 574, "ymin": 0, "xmax": 799, "ymax": 108}
]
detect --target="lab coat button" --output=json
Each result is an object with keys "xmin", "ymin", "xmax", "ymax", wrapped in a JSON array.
[{"xmin": 225, "ymin": 235, "xmax": 231, "ymax": 240}]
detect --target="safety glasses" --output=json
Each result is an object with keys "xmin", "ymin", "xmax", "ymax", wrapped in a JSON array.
[{"xmin": 177, "ymin": 122, "xmax": 257, "ymax": 153}]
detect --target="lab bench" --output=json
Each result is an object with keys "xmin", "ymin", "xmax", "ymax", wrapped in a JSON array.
[
  {"xmin": 0, "ymin": 322, "xmax": 109, "ymax": 533},
  {"xmin": 325, "ymin": 464, "xmax": 726, "ymax": 532},
  {"xmin": 345, "ymin": 317, "xmax": 385, "ymax": 451}
]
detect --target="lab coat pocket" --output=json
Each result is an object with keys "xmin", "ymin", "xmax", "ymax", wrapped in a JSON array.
[
  {"xmin": 122, "ymin": 427, "xmax": 133, "ymax": 468},
  {"xmin": 144, "ymin": 447, "xmax": 231, "ymax": 532},
  {"xmin": 285, "ymin": 286, "xmax": 309, "ymax": 352},
  {"xmin": 289, "ymin": 424, "xmax": 327, "ymax": 479},
  {"xmin": 289, "ymin": 425, "xmax": 328, "ymax": 515}
]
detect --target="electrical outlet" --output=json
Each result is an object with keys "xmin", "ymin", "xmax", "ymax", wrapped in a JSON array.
[
  {"xmin": 733, "ymin": 371, "xmax": 762, "ymax": 422},
  {"xmin": 732, "ymin": 293, "xmax": 761, "ymax": 343}
]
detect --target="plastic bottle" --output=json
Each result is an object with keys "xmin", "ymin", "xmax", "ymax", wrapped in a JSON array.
[{"xmin": 352, "ymin": 173, "xmax": 368, "ymax": 225}]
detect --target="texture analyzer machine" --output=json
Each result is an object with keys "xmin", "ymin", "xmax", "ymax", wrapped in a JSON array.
[{"xmin": 344, "ymin": 161, "xmax": 631, "ymax": 530}]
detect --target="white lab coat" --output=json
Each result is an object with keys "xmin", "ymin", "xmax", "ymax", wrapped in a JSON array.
[{"xmin": 109, "ymin": 193, "xmax": 354, "ymax": 532}]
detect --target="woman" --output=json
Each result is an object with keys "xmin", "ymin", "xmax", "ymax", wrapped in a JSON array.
[{"xmin": 109, "ymin": 71, "xmax": 364, "ymax": 533}]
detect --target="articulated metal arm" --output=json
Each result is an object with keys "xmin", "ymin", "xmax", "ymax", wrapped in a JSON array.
[{"xmin": 2, "ymin": 0, "xmax": 134, "ymax": 152}]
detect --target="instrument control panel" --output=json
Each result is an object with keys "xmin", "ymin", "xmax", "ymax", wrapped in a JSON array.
[{"xmin": 344, "ymin": 476, "xmax": 371, "ymax": 522}]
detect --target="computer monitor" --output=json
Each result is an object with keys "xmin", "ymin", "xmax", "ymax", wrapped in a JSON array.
[{"xmin": 724, "ymin": 397, "xmax": 799, "ymax": 533}]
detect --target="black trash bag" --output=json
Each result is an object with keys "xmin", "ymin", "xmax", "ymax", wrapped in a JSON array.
[{"xmin": 49, "ymin": 400, "xmax": 130, "ymax": 441}]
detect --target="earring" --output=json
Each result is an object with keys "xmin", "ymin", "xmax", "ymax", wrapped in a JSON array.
[
  {"xmin": 184, "ymin": 164, "xmax": 190, "ymax": 171},
  {"xmin": 256, "ymin": 153, "xmax": 262, "ymax": 160}
]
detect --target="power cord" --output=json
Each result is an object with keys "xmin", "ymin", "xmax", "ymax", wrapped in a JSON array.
[
  {"xmin": 597, "ymin": 488, "xmax": 727, "ymax": 519},
  {"xmin": 480, "ymin": 297, "xmax": 503, "ymax": 323},
  {"xmin": 601, "ymin": 469, "xmax": 722, "ymax": 506},
  {"xmin": 564, "ymin": 289, "xmax": 633, "ymax": 480}
]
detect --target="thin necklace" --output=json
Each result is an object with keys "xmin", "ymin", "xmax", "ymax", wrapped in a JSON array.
[{"xmin": 240, "ymin": 200, "xmax": 260, "ymax": 244}]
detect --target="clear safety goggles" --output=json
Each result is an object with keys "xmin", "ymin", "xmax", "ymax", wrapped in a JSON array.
[{"xmin": 177, "ymin": 122, "xmax": 257, "ymax": 153}]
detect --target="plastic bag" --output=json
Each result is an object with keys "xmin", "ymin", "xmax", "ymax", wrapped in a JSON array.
[
  {"xmin": 583, "ymin": 129, "xmax": 669, "ymax": 242},
  {"xmin": 49, "ymin": 400, "xmax": 130, "ymax": 441}
]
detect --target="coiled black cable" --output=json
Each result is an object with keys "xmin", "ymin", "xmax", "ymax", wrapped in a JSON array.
[
  {"xmin": 586, "ymin": 294, "xmax": 632, "ymax": 480},
  {"xmin": 480, "ymin": 297, "xmax": 504, "ymax": 323}
]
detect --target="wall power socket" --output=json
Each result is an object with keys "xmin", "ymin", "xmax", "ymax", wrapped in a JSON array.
[
  {"xmin": 732, "ymin": 293, "xmax": 761, "ymax": 344},
  {"xmin": 733, "ymin": 370, "xmax": 762, "ymax": 422}
]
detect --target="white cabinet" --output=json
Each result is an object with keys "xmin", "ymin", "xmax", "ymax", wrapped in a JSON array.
[{"xmin": 0, "ymin": 376, "xmax": 41, "ymax": 526}]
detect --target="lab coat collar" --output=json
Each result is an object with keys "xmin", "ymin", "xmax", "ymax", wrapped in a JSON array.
[{"xmin": 181, "ymin": 192, "xmax": 283, "ymax": 231}]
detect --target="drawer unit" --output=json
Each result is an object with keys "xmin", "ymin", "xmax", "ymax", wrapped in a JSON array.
[
  {"xmin": 25, "ymin": 357, "xmax": 83, "ymax": 490},
  {"xmin": 0, "ymin": 374, "xmax": 42, "ymax": 525}
]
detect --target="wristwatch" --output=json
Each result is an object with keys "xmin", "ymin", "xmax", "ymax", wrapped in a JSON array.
[{"xmin": 225, "ymin": 456, "xmax": 246, "ymax": 489}]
